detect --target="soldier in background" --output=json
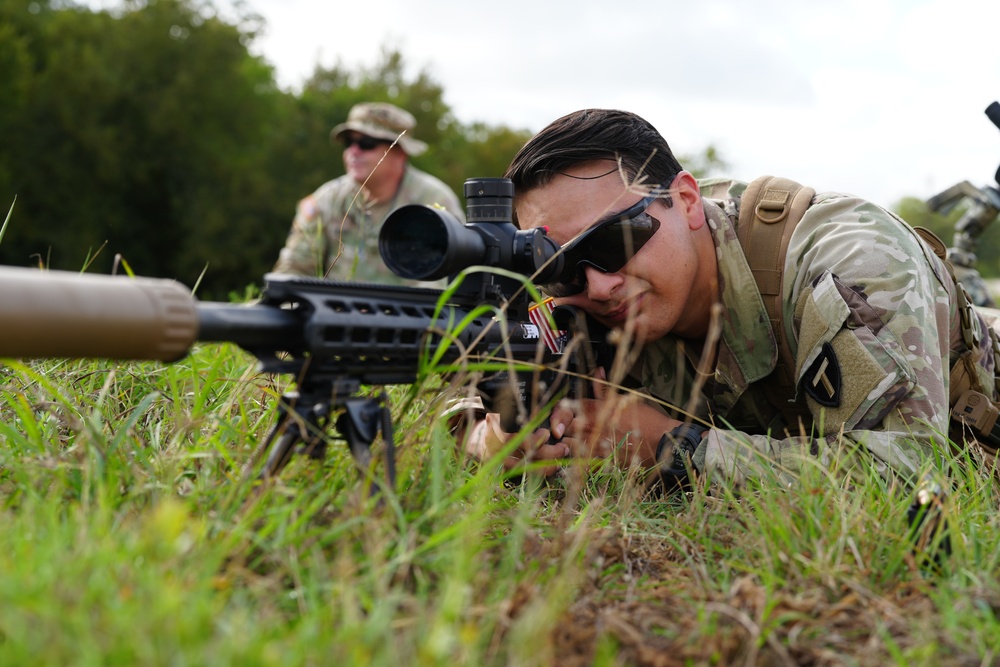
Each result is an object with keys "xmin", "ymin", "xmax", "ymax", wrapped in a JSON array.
[{"xmin": 273, "ymin": 102, "xmax": 465, "ymax": 283}]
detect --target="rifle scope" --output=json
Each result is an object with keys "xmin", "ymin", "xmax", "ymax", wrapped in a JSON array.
[{"xmin": 378, "ymin": 177, "xmax": 565, "ymax": 283}]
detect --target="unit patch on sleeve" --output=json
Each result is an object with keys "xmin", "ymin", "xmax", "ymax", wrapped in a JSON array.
[{"xmin": 801, "ymin": 341, "xmax": 841, "ymax": 407}]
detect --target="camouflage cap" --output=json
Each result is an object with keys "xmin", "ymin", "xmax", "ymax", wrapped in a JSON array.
[{"xmin": 330, "ymin": 102, "xmax": 428, "ymax": 156}]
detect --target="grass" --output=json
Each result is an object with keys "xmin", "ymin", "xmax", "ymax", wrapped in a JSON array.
[{"xmin": 3, "ymin": 333, "xmax": 1000, "ymax": 665}]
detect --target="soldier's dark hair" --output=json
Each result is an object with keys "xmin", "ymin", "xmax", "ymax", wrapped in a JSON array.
[{"xmin": 504, "ymin": 109, "xmax": 684, "ymax": 223}]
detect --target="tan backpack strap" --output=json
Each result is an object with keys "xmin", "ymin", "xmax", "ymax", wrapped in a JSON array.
[{"xmin": 738, "ymin": 176, "xmax": 816, "ymax": 389}]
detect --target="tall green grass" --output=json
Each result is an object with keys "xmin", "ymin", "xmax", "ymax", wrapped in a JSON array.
[{"xmin": 3, "ymin": 338, "xmax": 1000, "ymax": 665}]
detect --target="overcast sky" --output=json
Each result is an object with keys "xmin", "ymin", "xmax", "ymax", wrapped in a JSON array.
[{"xmin": 95, "ymin": 0, "xmax": 1000, "ymax": 207}]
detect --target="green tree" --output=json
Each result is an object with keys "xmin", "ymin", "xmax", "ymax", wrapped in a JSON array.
[
  {"xmin": 0, "ymin": 0, "xmax": 283, "ymax": 295},
  {"xmin": 681, "ymin": 144, "xmax": 728, "ymax": 180}
]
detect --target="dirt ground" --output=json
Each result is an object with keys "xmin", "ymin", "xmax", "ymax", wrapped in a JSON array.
[{"xmin": 514, "ymin": 529, "xmax": 990, "ymax": 667}]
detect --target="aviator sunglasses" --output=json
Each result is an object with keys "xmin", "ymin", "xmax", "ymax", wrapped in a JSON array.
[
  {"xmin": 545, "ymin": 192, "xmax": 665, "ymax": 298},
  {"xmin": 341, "ymin": 134, "xmax": 387, "ymax": 151}
]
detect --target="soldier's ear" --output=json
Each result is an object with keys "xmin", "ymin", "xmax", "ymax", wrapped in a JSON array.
[{"xmin": 671, "ymin": 172, "xmax": 705, "ymax": 230}]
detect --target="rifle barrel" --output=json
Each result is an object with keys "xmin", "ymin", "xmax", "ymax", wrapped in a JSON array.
[{"xmin": 195, "ymin": 302, "xmax": 301, "ymax": 350}]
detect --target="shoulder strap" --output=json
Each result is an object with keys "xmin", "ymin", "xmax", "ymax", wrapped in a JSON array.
[{"xmin": 737, "ymin": 175, "xmax": 816, "ymax": 391}]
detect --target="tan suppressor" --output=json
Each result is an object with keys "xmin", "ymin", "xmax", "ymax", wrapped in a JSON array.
[{"xmin": 0, "ymin": 266, "xmax": 198, "ymax": 362}]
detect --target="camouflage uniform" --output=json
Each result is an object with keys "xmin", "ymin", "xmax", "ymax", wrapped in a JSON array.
[
  {"xmin": 636, "ymin": 179, "xmax": 999, "ymax": 487},
  {"xmin": 273, "ymin": 165, "xmax": 465, "ymax": 284}
]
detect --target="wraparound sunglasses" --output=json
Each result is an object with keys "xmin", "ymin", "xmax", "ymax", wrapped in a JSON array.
[{"xmin": 545, "ymin": 192, "xmax": 664, "ymax": 297}]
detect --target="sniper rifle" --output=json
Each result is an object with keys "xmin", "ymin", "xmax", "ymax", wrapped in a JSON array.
[{"xmin": 0, "ymin": 178, "xmax": 602, "ymax": 491}]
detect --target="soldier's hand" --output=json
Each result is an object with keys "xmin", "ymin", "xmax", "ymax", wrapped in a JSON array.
[
  {"xmin": 466, "ymin": 412, "xmax": 570, "ymax": 477},
  {"xmin": 551, "ymin": 393, "xmax": 681, "ymax": 468}
]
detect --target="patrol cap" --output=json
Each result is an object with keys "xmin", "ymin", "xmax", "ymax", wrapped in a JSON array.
[{"xmin": 330, "ymin": 102, "xmax": 428, "ymax": 156}]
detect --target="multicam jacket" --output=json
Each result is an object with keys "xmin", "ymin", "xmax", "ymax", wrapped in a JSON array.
[
  {"xmin": 635, "ymin": 179, "xmax": 999, "ymax": 487},
  {"xmin": 273, "ymin": 165, "xmax": 465, "ymax": 284}
]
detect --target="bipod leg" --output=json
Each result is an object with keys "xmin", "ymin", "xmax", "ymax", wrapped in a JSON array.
[
  {"xmin": 259, "ymin": 391, "xmax": 331, "ymax": 481},
  {"xmin": 336, "ymin": 392, "xmax": 396, "ymax": 495}
]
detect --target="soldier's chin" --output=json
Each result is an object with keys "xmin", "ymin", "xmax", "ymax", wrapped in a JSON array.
[
  {"xmin": 346, "ymin": 165, "xmax": 372, "ymax": 183},
  {"xmin": 632, "ymin": 325, "xmax": 655, "ymax": 345},
  {"xmin": 606, "ymin": 318, "xmax": 652, "ymax": 348}
]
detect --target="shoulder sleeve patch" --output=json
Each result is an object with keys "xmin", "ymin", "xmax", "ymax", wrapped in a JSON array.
[{"xmin": 297, "ymin": 195, "xmax": 319, "ymax": 220}]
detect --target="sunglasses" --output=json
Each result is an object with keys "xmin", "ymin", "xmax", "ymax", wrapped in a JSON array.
[
  {"xmin": 341, "ymin": 135, "xmax": 387, "ymax": 151},
  {"xmin": 545, "ymin": 193, "xmax": 662, "ymax": 298}
]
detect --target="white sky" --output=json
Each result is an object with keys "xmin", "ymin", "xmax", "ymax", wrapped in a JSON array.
[{"xmin": 95, "ymin": 0, "xmax": 1000, "ymax": 206}]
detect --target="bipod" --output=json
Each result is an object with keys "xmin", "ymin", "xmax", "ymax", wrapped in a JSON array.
[{"xmin": 257, "ymin": 379, "xmax": 397, "ymax": 495}]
